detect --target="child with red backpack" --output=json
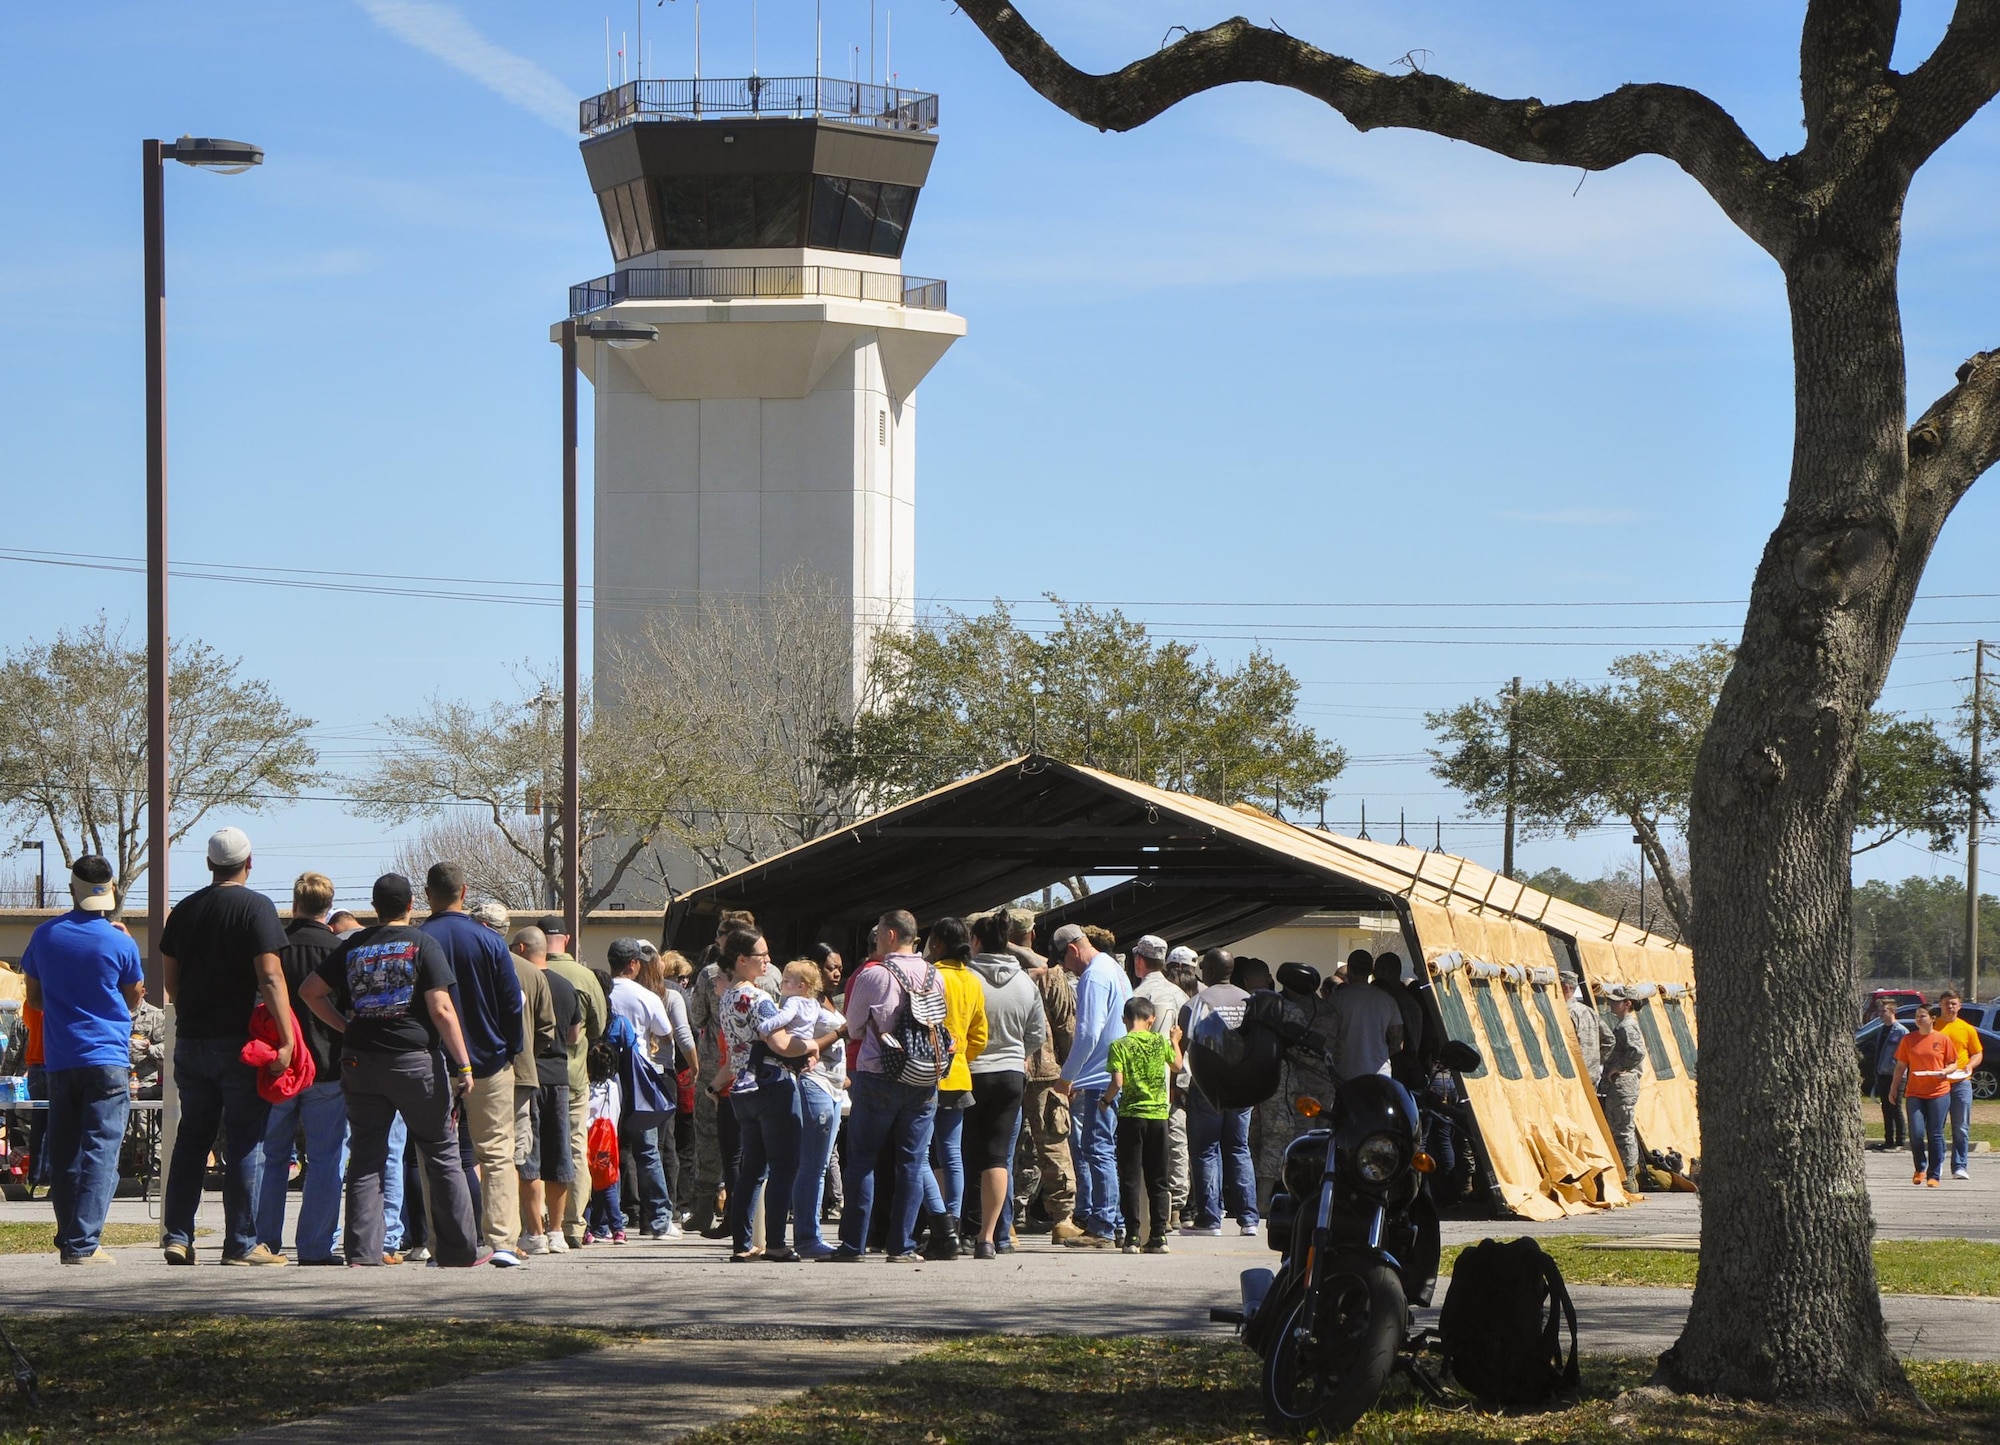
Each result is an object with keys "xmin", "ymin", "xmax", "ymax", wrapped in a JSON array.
[{"xmin": 585, "ymin": 1030, "xmax": 626, "ymax": 1243}]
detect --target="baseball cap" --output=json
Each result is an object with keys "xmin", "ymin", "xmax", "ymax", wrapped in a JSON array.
[
  {"xmin": 606, "ymin": 937, "xmax": 646, "ymax": 970},
  {"xmin": 70, "ymin": 856, "xmax": 117, "ymax": 913},
  {"xmin": 206, "ymin": 826, "xmax": 252, "ymax": 869},
  {"xmin": 537, "ymin": 914, "xmax": 568, "ymax": 937},
  {"xmin": 1132, "ymin": 935, "xmax": 1167, "ymax": 962},
  {"xmin": 1048, "ymin": 923, "xmax": 1086, "ymax": 952},
  {"xmin": 1166, "ymin": 945, "xmax": 1198, "ymax": 967}
]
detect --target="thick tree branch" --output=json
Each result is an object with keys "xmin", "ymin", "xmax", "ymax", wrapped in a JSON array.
[
  {"xmin": 1799, "ymin": 0, "xmax": 1901, "ymax": 146},
  {"xmin": 1888, "ymin": 0, "xmax": 2000, "ymax": 171},
  {"xmin": 1907, "ymin": 348, "xmax": 2000, "ymax": 509},
  {"xmin": 955, "ymin": 3, "xmax": 1794, "ymax": 257}
]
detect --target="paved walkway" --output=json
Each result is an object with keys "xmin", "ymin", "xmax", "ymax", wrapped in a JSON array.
[{"xmin": 227, "ymin": 1339, "xmax": 914, "ymax": 1443}]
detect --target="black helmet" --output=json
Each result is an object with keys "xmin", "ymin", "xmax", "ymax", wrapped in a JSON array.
[{"xmin": 1187, "ymin": 990, "xmax": 1288, "ymax": 1110}]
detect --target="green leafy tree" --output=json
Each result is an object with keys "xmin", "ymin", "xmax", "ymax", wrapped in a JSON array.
[
  {"xmin": 1430, "ymin": 644, "xmax": 1987, "ymax": 938},
  {"xmin": 830, "ymin": 599, "xmax": 1346, "ymax": 812},
  {"xmin": 0, "ymin": 617, "xmax": 319, "ymax": 909},
  {"xmin": 1852, "ymin": 875, "xmax": 2000, "ymax": 981}
]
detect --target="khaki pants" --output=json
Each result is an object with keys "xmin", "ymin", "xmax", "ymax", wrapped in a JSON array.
[
  {"xmin": 1022, "ymin": 1079, "xmax": 1075, "ymax": 1221},
  {"xmin": 563, "ymin": 1079, "xmax": 588, "ymax": 1238},
  {"xmin": 463, "ymin": 1069, "xmax": 521, "ymax": 1253}
]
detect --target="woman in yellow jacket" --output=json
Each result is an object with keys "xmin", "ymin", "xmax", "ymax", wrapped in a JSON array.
[{"xmin": 920, "ymin": 916, "xmax": 988, "ymax": 1259}]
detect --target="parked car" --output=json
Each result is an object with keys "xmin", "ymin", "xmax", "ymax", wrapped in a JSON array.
[
  {"xmin": 1855, "ymin": 1002, "xmax": 2000, "ymax": 1100},
  {"xmin": 1859, "ymin": 988, "xmax": 1926, "ymax": 1027}
]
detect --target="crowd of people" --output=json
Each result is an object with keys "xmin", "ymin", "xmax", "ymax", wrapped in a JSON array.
[{"xmin": 20, "ymin": 824, "xmax": 1674, "ymax": 1267}]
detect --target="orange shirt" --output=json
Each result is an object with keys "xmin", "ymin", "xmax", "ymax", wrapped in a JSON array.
[
  {"xmin": 22, "ymin": 1005, "xmax": 42, "ymax": 1069},
  {"xmin": 1896, "ymin": 1030, "xmax": 1960, "ymax": 1100}
]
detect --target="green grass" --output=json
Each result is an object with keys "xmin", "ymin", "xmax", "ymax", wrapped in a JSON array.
[
  {"xmin": 1439, "ymin": 1237, "xmax": 2000, "ymax": 1297},
  {"xmin": 674, "ymin": 1336, "xmax": 2000, "ymax": 1445},
  {"xmin": 0, "ymin": 1313, "xmax": 620, "ymax": 1444},
  {"xmin": 0, "ymin": 1224, "xmax": 173, "ymax": 1256},
  {"xmin": 1861, "ymin": 1097, "xmax": 2000, "ymax": 1147}
]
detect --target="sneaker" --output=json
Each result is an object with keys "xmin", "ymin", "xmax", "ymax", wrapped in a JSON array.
[
  {"xmin": 1239, "ymin": 1221, "xmax": 1260, "ymax": 1237},
  {"xmin": 1143, "ymin": 1239, "xmax": 1170, "ymax": 1255},
  {"xmin": 1064, "ymin": 1232, "xmax": 1116, "ymax": 1249},
  {"xmin": 518, "ymin": 1234, "xmax": 550, "ymax": 1255},
  {"xmin": 162, "ymin": 1241, "xmax": 196, "ymax": 1267},
  {"xmin": 1914, "ymin": 1171, "xmax": 1927, "ymax": 1186},
  {"xmin": 611, "ymin": 1230, "xmax": 627, "ymax": 1244},
  {"xmin": 546, "ymin": 1233, "xmax": 570, "ymax": 1254},
  {"xmin": 1926, "ymin": 1177, "xmax": 1942, "ymax": 1188},
  {"xmin": 405, "ymin": 1245, "xmax": 432, "ymax": 1263},
  {"xmin": 995, "ymin": 1239, "xmax": 1016, "ymax": 1255},
  {"xmin": 885, "ymin": 1250, "xmax": 922, "ymax": 1263},
  {"xmin": 1181, "ymin": 1223, "xmax": 1223, "ymax": 1236},
  {"xmin": 1953, "ymin": 1168, "xmax": 1971, "ymax": 1181},
  {"xmin": 1120, "ymin": 1241, "xmax": 1139, "ymax": 1254},
  {"xmin": 797, "ymin": 1243, "xmax": 837, "ymax": 1261},
  {"xmin": 564, "ymin": 1232, "xmax": 588, "ymax": 1250},
  {"xmin": 658, "ymin": 1221, "xmax": 684, "ymax": 1238},
  {"xmin": 487, "ymin": 1249, "xmax": 523, "ymax": 1268},
  {"xmin": 61, "ymin": 1250, "xmax": 116, "ymax": 1266},
  {"xmin": 222, "ymin": 1245, "xmax": 291, "ymax": 1267},
  {"xmin": 1049, "ymin": 1219, "xmax": 1085, "ymax": 1244}
]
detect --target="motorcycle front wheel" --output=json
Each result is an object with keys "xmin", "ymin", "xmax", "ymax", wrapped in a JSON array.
[{"xmin": 1260, "ymin": 1258, "xmax": 1404, "ymax": 1437}]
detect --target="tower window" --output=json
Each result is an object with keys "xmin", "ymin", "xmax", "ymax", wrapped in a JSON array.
[{"xmin": 878, "ymin": 411, "xmax": 887, "ymax": 446}]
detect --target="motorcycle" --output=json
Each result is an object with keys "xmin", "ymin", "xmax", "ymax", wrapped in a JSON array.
[{"xmin": 1203, "ymin": 992, "xmax": 1483, "ymax": 1437}]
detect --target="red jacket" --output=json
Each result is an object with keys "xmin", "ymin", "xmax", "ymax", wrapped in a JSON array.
[{"xmin": 240, "ymin": 1002, "xmax": 316, "ymax": 1103}]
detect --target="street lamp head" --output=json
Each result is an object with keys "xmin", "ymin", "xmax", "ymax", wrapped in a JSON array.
[
  {"xmin": 585, "ymin": 317, "xmax": 660, "ymax": 351},
  {"xmin": 164, "ymin": 135, "xmax": 264, "ymax": 174}
]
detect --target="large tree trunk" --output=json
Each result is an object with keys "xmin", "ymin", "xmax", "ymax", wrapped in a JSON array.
[{"xmin": 1666, "ymin": 206, "xmax": 1920, "ymax": 1408}]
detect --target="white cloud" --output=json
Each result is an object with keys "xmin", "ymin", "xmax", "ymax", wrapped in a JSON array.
[{"xmin": 355, "ymin": 0, "xmax": 575, "ymax": 134}]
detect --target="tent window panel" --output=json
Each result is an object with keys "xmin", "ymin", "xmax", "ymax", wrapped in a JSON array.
[
  {"xmin": 1505, "ymin": 990, "xmax": 1550, "ymax": 1078},
  {"xmin": 1635, "ymin": 1004, "xmax": 1678, "ymax": 1080},
  {"xmin": 1529, "ymin": 989, "xmax": 1577, "ymax": 1079},
  {"xmin": 1435, "ymin": 979, "xmax": 1488, "ymax": 1079},
  {"xmin": 1471, "ymin": 983, "xmax": 1523, "ymax": 1080},
  {"xmin": 1663, "ymin": 998, "xmax": 1699, "ymax": 1078}
]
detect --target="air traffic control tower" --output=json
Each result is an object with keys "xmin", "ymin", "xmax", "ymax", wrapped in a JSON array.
[{"xmin": 563, "ymin": 76, "xmax": 964, "ymax": 694}]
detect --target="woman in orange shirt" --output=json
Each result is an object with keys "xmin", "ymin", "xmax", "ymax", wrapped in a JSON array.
[{"xmin": 1891, "ymin": 1005, "xmax": 1959, "ymax": 1187}]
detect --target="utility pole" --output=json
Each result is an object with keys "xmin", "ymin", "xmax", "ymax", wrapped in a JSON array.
[
  {"xmin": 1503, "ymin": 675, "xmax": 1521, "ymax": 879},
  {"xmin": 1969, "ymin": 640, "xmax": 1986, "ymax": 1001}
]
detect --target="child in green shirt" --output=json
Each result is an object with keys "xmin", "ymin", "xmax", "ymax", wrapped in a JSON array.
[{"xmin": 1103, "ymin": 997, "xmax": 1182, "ymax": 1253}]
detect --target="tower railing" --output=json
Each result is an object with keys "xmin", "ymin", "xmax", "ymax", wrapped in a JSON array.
[
  {"xmin": 570, "ymin": 264, "xmax": 949, "ymax": 316},
  {"xmin": 580, "ymin": 77, "xmax": 939, "ymax": 135}
]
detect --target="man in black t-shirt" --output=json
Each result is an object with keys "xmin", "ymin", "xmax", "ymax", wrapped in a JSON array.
[
  {"xmin": 158, "ymin": 826, "xmax": 299, "ymax": 1266},
  {"xmin": 300, "ymin": 873, "xmax": 482, "ymax": 1267}
]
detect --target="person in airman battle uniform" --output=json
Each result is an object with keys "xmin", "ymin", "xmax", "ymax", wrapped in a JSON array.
[{"xmin": 1600, "ymin": 986, "xmax": 1648, "ymax": 1190}]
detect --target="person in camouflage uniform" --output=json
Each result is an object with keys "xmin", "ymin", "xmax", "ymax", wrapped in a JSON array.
[
  {"xmin": 1009, "ymin": 912, "xmax": 1078, "ymax": 1238},
  {"xmin": 1253, "ymin": 969, "xmax": 1342, "ymax": 1213},
  {"xmin": 1599, "ymin": 986, "xmax": 1648, "ymax": 1189},
  {"xmin": 1563, "ymin": 971, "xmax": 1602, "ymax": 1088}
]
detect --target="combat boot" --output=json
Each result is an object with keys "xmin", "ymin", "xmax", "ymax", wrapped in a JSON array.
[{"xmin": 924, "ymin": 1211, "xmax": 961, "ymax": 1261}]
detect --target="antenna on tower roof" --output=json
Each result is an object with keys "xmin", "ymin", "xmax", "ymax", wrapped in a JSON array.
[
  {"xmin": 751, "ymin": 0, "xmax": 759, "ymax": 77},
  {"xmin": 635, "ymin": 0, "xmax": 642, "ymax": 80},
  {"xmin": 604, "ymin": 16, "xmax": 612, "ymax": 89}
]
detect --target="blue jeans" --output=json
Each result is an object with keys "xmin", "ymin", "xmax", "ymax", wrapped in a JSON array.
[
  {"xmin": 922, "ymin": 1103, "xmax": 966, "ymax": 1218},
  {"xmin": 840, "ymin": 1071, "xmax": 937, "ymax": 1255},
  {"xmin": 793, "ymin": 1081, "xmax": 840, "ymax": 1253},
  {"xmin": 385, "ymin": 1112, "xmax": 409, "ymax": 1251},
  {"xmin": 620, "ymin": 1115, "xmax": 672, "ymax": 1235},
  {"xmin": 588, "ymin": 1180, "xmax": 624, "ymax": 1236},
  {"xmin": 25, "ymin": 1066, "xmax": 50, "ymax": 1187},
  {"xmin": 47, "ymin": 1065, "xmax": 130, "ymax": 1258},
  {"xmin": 165, "ymin": 1037, "xmax": 271, "ymax": 1258},
  {"xmin": 729, "ymin": 1077, "xmax": 801, "ymax": 1253},
  {"xmin": 1908, "ymin": 1093, "xmax": 1950, "ymax": 1181},
  {"xmin": 1949, "ymin": 1079, "xmax": 1973, "ymax": 1174},
  {"xmin": 1187, "ymin": 1093, "xmax": 1259, "ymax": 1228},
  {"xmin": 1070, "ymin": 1085, "xmax": 1121, "ymax": 1237},
  {"xmin": 257, "ymin": 1078, "xmax": 349, "ymax": 1260}
]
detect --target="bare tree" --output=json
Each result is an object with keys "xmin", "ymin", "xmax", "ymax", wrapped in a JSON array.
[
  {"xmin": 955, "ymin": 0, "xmax": 2000, "ymax": 1410},
  {"xmin": 349, "ymin": 673, "xmax": 675, "ymax": 912},
  {"xmin": 387, "ymin": 814, "xmax": 547, "ymax": 910},
  {"xmin": 0, "ymin": 618, "xmax": 319, "ymax": 908},
  {"xmin": 601, "ymin": 569, "xmax": 886, "ymax": 880}
]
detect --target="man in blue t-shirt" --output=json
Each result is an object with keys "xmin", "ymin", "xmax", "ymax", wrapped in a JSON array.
[
  {"xmin": 420, "ymin": 862, "xmax": 525, "ymax": 1265},
  {"xmin": 21, "ymin": 856, "xmax": 144, "ymax": 1264}
]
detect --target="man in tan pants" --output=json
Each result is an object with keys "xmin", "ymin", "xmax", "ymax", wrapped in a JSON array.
[
  {"xmin": 420, "ymin": 864, "xmax": 525, "ymax": 1265},
  {"xmin": 538, "ymin": 916, "xmax": 604, "ymax": 1250},
  {"xmin": 1009, "ymin": 912, "xmax": 1079, "ymax": 1238}
]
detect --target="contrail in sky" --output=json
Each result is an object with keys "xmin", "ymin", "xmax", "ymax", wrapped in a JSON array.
[{"xmin": 356, "ymin": 0, "xmax": 575, "ymax": 134}]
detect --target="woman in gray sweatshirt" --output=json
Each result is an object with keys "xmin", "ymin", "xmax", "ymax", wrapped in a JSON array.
[{"xmin": 964, "ymin": 911, "xmax": 1050, "ymax": 1258}]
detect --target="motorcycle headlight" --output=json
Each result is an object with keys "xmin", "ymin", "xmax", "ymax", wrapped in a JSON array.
[{"xmin": 1353, "ymin": 1131, "xmax": 1406, "ymax": 1184}]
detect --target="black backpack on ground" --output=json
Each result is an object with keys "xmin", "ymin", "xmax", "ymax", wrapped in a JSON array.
[{"xmin": 1437, "ymin": 1237, "xmax": 1579, "ymax": 1407}]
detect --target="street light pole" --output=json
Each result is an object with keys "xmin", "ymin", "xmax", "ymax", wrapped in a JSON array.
[
  {"xmin": 561, "ymin": 318, "xmax": 581, "ymax": 947},
  {"xmin": 557, "ymin": 315, "xmax": 657, "ymax": 948},
  {"xmin": 143, "ymin": 139, "xmax": 169, "ymax": 1000}
]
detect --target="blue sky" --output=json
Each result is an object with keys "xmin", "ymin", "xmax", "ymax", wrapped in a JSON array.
[{"xmin": 3, "ymin": 1, "xmax": 1998, "ymax": 911}]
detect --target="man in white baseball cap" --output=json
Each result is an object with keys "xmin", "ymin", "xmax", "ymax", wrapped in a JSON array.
[{"xmin": 158, "ymin": 826, "xmax": 299, "ymax": 1265}]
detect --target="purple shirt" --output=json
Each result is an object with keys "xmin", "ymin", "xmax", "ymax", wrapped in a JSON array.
[{"xmin": 845, "ymin": 952, "xmax": 939, "ymax": 1076}]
